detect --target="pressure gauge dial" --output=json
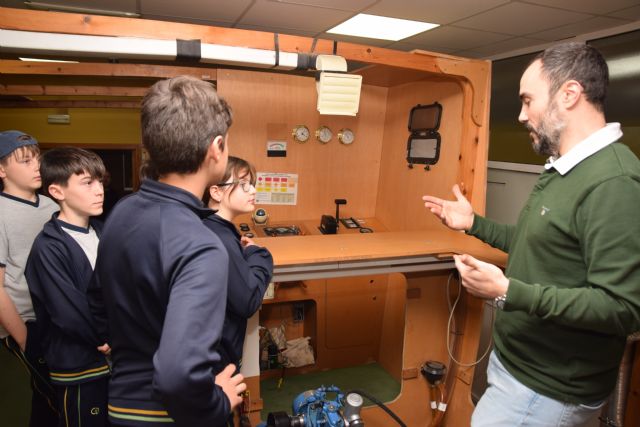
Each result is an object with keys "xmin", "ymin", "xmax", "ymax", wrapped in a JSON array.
[
  {"xmin": 315, "ymin": 126, "xmax": 333, "ymax": 144},
  {"xmin": 338, "ymin": 128, "xmax": 355, "ymax": 145},
  {"xmin": 292, "ymin": 125, "xmax": 310, "ymax": 143}
]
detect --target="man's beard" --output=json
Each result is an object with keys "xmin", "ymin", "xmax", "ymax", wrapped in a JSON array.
[{"xmin": 525, "ymin": 101, "xmax": 564, "ymax": 158}]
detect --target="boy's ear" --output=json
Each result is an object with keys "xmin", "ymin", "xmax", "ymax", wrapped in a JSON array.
[
  {"xmin": 0, "ymin": 163, "xmax": 6, "ymax": 179},
  {"xmin": 208, "ymin": 135, "xmax": 226, "ymax": 161},
  {"xmin": 47, "ymin": 183, "xmax": 65, "ymax": 202}
]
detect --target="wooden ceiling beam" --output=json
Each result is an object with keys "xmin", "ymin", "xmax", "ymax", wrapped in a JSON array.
[
  {"xmin": 0, "ymin": 84, "xmax": 148, "ymax": 97},
  {"xmin": 0, "ymin": 60, "xmax": 216, "ymax": 81},
  {"xmin": 0, "ymin": 7, "xmax": 446, "ymax": 73},
  {"xmin": 0, "ymin": 7, "xmax": 336, "ymax": 56},
  {"xmin": 0, "ymin": 100, "xmax": 140, "ymax": 108},
  {"xmin": 0, "ymin": 8, "xmax": 488, "ymax": 119}
]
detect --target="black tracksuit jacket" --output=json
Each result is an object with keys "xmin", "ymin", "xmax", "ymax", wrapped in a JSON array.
[
  {"xmin": 25, "ymin": 214, "xmax": 110, "ymax": 385},
  {"xmin": 91, "ymin": 180, "xmax": 231, "ymax": 426},
  {"xmin": 202, "ymin": 214, "xmax": 273, "ymax": 368}
]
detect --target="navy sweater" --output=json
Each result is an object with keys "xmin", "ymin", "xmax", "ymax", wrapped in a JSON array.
[
  {"xmin": 25, "ymin": 214, "xmax": 109, "ymax": 385},
  {"xmin": 91, "ymin": 180, "xmax": 231, "ymax": 426},
  {"xmin": 203, "ymin": 214, "xmax": 273, "ymax": 368}
]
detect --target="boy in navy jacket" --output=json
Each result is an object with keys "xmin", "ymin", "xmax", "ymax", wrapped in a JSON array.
[
  {"xmin": 203, "ymin": 156, "xmax": 273, "ymax": 370},
  {"xmin": 26, "ymin": 147, "xmax": 110, "ymax": 427},
  {"xmin": 91, "ymin": 75, "xmax": 246, "ymax": 427}
]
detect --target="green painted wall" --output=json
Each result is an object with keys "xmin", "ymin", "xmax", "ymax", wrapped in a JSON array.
[
  {"xmin": 0, "ymin": 108, "xmax": 141, "ymax": 145},
  {"xmin": 489, "ymin": 30, "xmax": 640, "ymax": 164}
]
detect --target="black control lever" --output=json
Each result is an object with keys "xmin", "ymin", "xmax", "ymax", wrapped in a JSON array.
[{"xmin": 335, "ymin": 199, "xmax": 347, "ymax": 230}]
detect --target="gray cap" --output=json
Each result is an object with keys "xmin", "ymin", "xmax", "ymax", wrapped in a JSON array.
[{"xmin": 0, "ymin": 130, "xmax": 38, "ymax": 159}]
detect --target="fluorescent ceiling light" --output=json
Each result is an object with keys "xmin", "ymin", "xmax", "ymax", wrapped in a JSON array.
[
  {"xmin": 327, "ymin": 14, "xmax": 439, "ymax": 41},
  {"xmin": 19, "ymin": 57, "xmax": 79, "ymax": 63}
]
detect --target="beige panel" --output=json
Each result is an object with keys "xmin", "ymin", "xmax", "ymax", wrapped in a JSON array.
[
  {"xmin": 454, "ymin": 2, "xmax": 590, "ymax": 35},
  {"xmin": 237, "ymin": 0, "xmax": 352, "ymax": 33},
  {"xmin": 217, "ymin": 68, "xmax": 388, "ymax": 222}
]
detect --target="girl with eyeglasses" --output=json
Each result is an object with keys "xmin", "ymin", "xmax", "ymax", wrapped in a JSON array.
[{"xmin": 202, "ymin": 156, "xmax": 274, "ymax": 379}]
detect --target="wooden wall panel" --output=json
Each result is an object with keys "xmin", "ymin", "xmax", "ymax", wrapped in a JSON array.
[
  {"xmin": 375, "ymin": 79, "xmax": 464, "ymax": 231},
  {"xmin": 216, "ymin": 69, "xmax": 388, "ymax": 222},
  {"xmin": 325, "ymin": 275, "xmax": 388, "ymax": 350},
  {"xmin": 260, "ymin": 277, "xmax": 400, "ymax": 376},
  {"xmin": 377, "ymin": 273, "xmax": 407, "ymax": 383},
  {"xmin": 361, "ymin": 270, "xmax": 470, "ymax": 426}
]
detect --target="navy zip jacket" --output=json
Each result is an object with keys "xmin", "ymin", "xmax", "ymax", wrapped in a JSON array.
[
  {"xmin": 91, "ymin": 179, "xmax": 231, "ymax": 427},
  {"xmin": 203, "ymin": 214, "xmax": 273, "ymax": 368},
  {"xmin": 25, "ymin": 214, "xmax": 110, "ymax": 385}
]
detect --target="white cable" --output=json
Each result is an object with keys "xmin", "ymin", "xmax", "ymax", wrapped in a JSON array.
[{"xmin": 446, "ymin": 271, "xmax": 494, "ymax": 367}]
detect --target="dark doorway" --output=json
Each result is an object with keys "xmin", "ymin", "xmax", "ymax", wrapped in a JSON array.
[
  {"xmin": 91, "ymin": 149, "xmax": 133, "ymax": 220},
  {"xmin": 39, "ymin": 143, "xmax": 141, "ymax": 221}
]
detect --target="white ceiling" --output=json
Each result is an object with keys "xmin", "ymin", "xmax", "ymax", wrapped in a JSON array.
[{"xmin": 4, "ymin": 0, "xmax": 640, "ymax": 58}]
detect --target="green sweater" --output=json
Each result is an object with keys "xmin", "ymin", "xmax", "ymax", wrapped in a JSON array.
[{"xmin": 470, "ymin": 142, "xmax": 640, "ymax": 404}]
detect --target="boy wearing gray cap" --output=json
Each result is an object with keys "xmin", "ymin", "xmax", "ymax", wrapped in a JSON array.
[{"xmin": 0, "ymin": 130, "xmax": 59, "ymax": 426}]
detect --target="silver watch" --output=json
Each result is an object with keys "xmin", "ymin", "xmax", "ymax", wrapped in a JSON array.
[{"xmin": 495, "ymin": 294, "xmax": 507, "ymax": 310}]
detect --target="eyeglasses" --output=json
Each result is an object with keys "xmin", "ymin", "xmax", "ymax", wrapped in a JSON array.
[{"xmin": 216, "ymin": 180, "xmax": 254, "ymax": 193}]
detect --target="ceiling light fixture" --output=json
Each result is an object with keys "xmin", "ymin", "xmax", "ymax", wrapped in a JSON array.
[
  {"xmin": 24, "ymin": 1, "xmax": 140, "ymax": 18},
  {"xmin": 327, "ymin": 13, "xmax": 439, "ymax": 41}
]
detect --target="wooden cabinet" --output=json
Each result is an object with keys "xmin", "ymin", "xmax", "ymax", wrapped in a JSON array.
[{"xmin": 259, "ymin": 275, "xmax": 405, "ymax": 377}]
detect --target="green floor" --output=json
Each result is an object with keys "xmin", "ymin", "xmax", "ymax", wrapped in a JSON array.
[
  {"xmin": 1, "ymin": 352, "xmax": 400, "ymax": 425},
  {"xmin": 260, "ymin": 363, "xmax": 400, "ymax": 419},
  {"xmin": 0, "ymin": 345, "xmax": 31, "ymax": 426}
]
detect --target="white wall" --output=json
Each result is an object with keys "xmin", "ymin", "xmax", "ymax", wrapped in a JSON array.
[{"xmin": 485, "ymin": 161, "xmax": 543, "ymax": 224}]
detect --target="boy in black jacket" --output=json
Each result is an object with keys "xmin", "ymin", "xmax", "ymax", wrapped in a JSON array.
[
  {"xmin": 25, "ymin": 147, "xmax": 111, "ymax": 426},
  {"xmin": 92, "ymin": 75, "xmax": 246, "ymax": 427}
]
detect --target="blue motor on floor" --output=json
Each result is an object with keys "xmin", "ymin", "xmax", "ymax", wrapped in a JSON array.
[{"xmin": 265, "ymin": 386, "xmax": 364, "ymax": 427}]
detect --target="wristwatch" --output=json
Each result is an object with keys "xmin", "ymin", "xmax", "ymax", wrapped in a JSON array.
[{"xmin": 495, "ymin": 294, "xmax": 507, "ymax": 310}]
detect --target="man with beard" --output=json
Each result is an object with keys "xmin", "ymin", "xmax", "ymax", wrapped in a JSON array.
[{"xmin": 423, "ymin": 42, "xmax": 640, "ymax": 426}]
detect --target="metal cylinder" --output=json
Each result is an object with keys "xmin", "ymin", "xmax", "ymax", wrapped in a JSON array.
[{"xmin": 343, "ymin": 393, "xmax": 364, "ymax": 426}]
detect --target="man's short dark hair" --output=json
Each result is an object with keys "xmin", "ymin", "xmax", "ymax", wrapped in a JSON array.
[
  {"xmin": 141, "ymin": 75, "xmax": 233, "ymax": 177},
  {"xmin": 534, "ymin": 42, "xmax": 609, "ymax": 112},
  {"xmin": 40, "ymin": 147, "xmax": 106, "ymax": 200}
]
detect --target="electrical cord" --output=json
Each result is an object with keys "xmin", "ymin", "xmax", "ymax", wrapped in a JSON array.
[
  {"xmin": 345, "ymin": 389, "xmax": 407, "ymax": 427},
  {"xmin": 446, "ymin": 270, "xmax": 494, "ymax": 367}
]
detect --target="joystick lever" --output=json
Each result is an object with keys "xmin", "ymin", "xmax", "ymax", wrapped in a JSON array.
[{"xmin": 335, "ymin": 199, "xmax": 347, "ymax": 230}]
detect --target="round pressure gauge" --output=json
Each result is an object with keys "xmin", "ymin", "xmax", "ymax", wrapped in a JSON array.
[
  {"xmin": 338, "ymin": 128, "xmax": 355, "ymax": 145},
  {"xmin": 315, "ymin": 126, "xmax": 333, "ymax": 144},
  {"xmin": 292, "ymin": 125, "xmax": 310, "ymax": 143}
]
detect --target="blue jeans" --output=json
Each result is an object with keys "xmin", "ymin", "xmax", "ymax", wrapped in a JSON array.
[{"xmin": 472, "ymin": 351, "xmax": 606, "ymax": 427}]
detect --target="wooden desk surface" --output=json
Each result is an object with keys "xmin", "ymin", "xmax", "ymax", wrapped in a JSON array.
[{"xmin": 250, "ymin": 218, "xmax": 507, "ymax": 268}]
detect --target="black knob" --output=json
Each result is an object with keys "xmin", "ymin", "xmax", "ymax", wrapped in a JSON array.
[
  {"xmin": 421, "ymin": 360, "xmax": 446, "ymax": 385},
  {"xmin": 267, "ymin": 412, "xmax": 293, "ymax": 427}
]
